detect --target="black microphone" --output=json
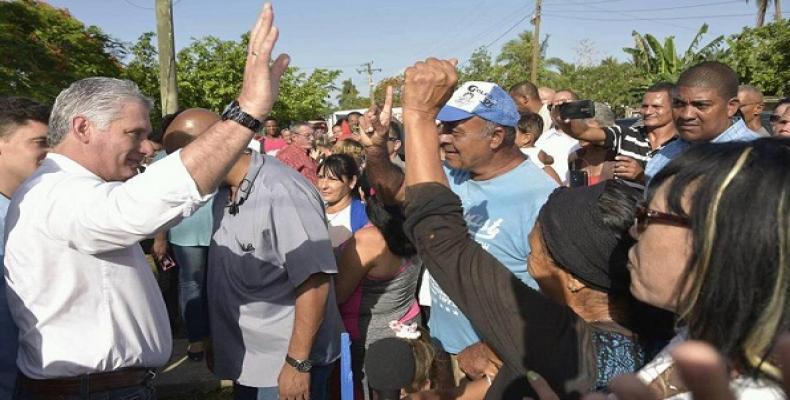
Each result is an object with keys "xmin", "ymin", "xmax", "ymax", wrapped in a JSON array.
[{"xmin": 364, "ymin": 337, "xmax": 415, "ymax": 397}]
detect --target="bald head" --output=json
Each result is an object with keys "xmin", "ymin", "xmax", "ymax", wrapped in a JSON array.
[
  {"xmin": 677, "ymin": 61, "xmax": 739, "ymax": 101},
  {"xmin": 538, "ymin": 87, "xmax": 555, "ymax": 105},
  {"xmin": 163, "ymin": 108, "xmax": 220, "ymax": 154}
]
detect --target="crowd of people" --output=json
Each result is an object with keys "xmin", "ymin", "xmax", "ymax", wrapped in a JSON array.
[{"xmin": 0, "ymin": 3, "xmax": 789, "ymax": 400}]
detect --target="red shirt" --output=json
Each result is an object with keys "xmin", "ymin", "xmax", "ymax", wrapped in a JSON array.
[
  {"xmin": 276, "ymin": 145, "xmax": 318, "ymax": 185},
  {"xmin": 263, "ymin": 137, "xmax": 287, "ymax": 154}
]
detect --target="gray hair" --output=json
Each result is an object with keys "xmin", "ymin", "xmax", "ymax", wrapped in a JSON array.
[
  {"xmin": 290, "ymin": 121, "xmax": 312, "ymax": 132},
  {"xmin": 588, "ymin": 102, "xmax": 615, "ymax": 128},
  {"xmin": 481, "ymin": 120, "xmax": 517, "ymax": 146},
  {"xmin": 49, "ymin": 77, "xmax": 153, "ymax": 146}
]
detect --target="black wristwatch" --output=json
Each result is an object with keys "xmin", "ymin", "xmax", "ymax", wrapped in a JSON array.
[
  {"xmin": 285, "ymin": 355, "xmax": 313, "ymax": 373},
  {"xmin": 221, "ymin": 100, "xmax": 262, "ymax": 132}
]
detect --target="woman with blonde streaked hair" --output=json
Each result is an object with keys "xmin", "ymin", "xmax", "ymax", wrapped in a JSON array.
[{"xmin": 624, "ymin": 137, "xmax": 789, "ymax": 399}]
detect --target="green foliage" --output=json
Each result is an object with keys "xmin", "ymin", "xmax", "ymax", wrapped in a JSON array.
[
  {"xmin": 337, "ymin": 79, "xmax": 369, "ymax": 110},
  {"xmin": 122, "ymin": 32, "xmax": 162, "ymax": 125},
  {"xmin": 724, "ymin": 19, "xmax": 789, "ymax": 95},
  {"xmin": 122, "ymin": 32, "xmax": 340, "ymax": 124},
  {"xmin": 623, "ymin": 24, "xmax": 725, "ymax": 87},
  {"xmin": 0, "ymin": 0, "xmax": 124, "ymax": 103},
  {"xmin": 373, "ymin": 75, "xmax": 404, "ymax": 107},
  {"xmin": 458, "ymin": 47, "xmax": 503, "ymax": 84}
]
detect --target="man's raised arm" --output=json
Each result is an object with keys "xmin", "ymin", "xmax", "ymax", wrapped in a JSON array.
[{"xmin": 179, "ymin": 3, "xmax": 289, "ymax": 195}]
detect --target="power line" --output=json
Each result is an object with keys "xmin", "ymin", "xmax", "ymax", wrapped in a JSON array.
[
  {"xmin": 543, "ymin": 0, "xmax": 741, "ymax": 13},
  {"xmin": 430, "ymin": 3, "xmax": 534, "ymax": 58},
  {"xmin": 541, "ymin": 12, "xmax": 788, "ymax": 22},
  {"xmin": 482, "ymin": 13, "xmax": 532, "ymax": 50},
  {"xmin": 122, "ymin": 0, "xmax": 183, "ymax": 10},
  {"xmin": 543, "ymin": 0, "xmax": 625, "ymax": 4}
]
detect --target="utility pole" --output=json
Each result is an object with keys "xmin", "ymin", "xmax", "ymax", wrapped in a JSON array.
[
  {"xmin": 155, "ymin": 0, "xmax": 178, "ymax": 115},
  {"xmin": 530, "ymin": 0, "xmax": 542, "ymax": 84},
  {"xmin": 357, "ymin": 61, "xmax": 381, "ymax": 106}
]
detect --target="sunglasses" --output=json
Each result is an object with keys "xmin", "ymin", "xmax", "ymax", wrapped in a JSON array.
[
  {"xmin": 634, "ymin": 206, "xmax": 690, "ymax": 233},
  {"xmin": 770, "ymin": 114, "xmax": 783, "ymax": 123}
]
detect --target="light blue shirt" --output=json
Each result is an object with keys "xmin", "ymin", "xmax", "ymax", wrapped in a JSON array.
[
  {"xmin": 153, "ymin": 151, "xmax": 214, "ymax": 247},
  {"xmin": 645, "ymin": 119, "xmax": 760, "ymax": 182},
  {"xmin": 168, "ymin": 198, "xmax": 214, "ymax": 247},
  {"xmin": 0, "ymin": 194, "xmax": 18, "ymax": 397},
  {"xmin": 428, "ymin": 161, "xmax": 557, "ymax": 353}
]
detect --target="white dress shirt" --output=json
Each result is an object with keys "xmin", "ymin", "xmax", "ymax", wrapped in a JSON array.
[
  {"xmin": 3, "ymin": 151, "xmax": 210, "ymax": 379},
  {"xmin": 535, "ymin": 128, "xmax": 579, "ymax": 184}
]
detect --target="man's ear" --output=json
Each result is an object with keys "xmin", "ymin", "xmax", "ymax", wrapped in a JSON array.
[
  {"xmin": 72, "ymin": 116, "xmax": 93, "ymax": 144},
  {"xmin": 726, "ymin": 97, "xmax": 740, "ymax": 119},
  {"xmin": 393, "ymin": 139, "xmax": 402, "ymax": 152},
  {"xmin": 489, "ymin": 126, "xmax": 506, "ymax": 149}
]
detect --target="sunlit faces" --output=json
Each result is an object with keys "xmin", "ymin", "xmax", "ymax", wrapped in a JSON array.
[
  {"xmin": 438, "ymin": 116, "xmax": 494, "ymax": 172},
  {"xmin": 527, "ymin": 224, "xmax": 569, "ymax": 305},
  {"xmin": 772, "ymin": 108, "xmax": 790, "ymax": 137},
  {"xmin": 672, "ymin": 85, "xmax": 738, "ymax": 143},
  {"xmin": 291, "ymin": 125, "xmax": 314, "ymax": 150},
  {"xmin": 264, "ymin": 119, "xmax": 278, "ymax": 137},
  {"xmin": 641, "ymin": 91, "xmax": 673, "ymax": 129},
  {"xmin": 0, "ymin": 120, "xmax": 49, "ymax": 186},
  {"xmin": 88, "ymin": 101, "xmax": 153, "ymax": 182},
  {"xmin": 627, "ymin": 181, "xmax": 693, "ymax": 312},
  {"xmin": 316, "ymin": 166, "xmax": 355, "ymax": 206}
]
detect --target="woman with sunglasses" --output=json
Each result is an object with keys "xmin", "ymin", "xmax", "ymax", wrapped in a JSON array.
[
  {"xmin": 396, "ymin": 60, "xmax": 788, "ymax": 398},
  {"xmin": 623, "ymin": 138, "xmax": 788, "ymax": 399}
]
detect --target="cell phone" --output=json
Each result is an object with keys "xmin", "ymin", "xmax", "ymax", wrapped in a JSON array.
[
  {"xmin": 569, "ymin": 170, "xmax": 589, "ymax": 188},
  {"xmin": 158, "ymin": 254, "xmax": 176, "ymax": 271},
  {"xmin": 559, "ymin": 100, "xmax": 595, "ymax": 120}
]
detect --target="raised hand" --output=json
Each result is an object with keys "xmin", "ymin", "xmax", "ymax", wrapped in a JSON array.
[
  {"xmin": 358, "ymin": 86, "xmax": 394, "ymax": 149},
  {"xmin": 237, "ymin": 3, "xmax": 291, "ymax": 120},
  {"xmin": 402, "ymin": 58, "xmax": 458, "ymax": 120}
]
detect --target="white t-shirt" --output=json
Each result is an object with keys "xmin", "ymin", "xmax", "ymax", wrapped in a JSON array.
[
  {"xmin": 520, "ymin": 147, "xmax": 545, "ymax": 168},
  {"xmin": 637, "ymin": 331, "xmax": 784, "ymax": 399},
  {"xmin": 535, "ymin": 128, "xmax": 579, "ymax": 184},
  {"xmin": 326, "ymin": 203, "xmax": 353, "ymax": 248}
]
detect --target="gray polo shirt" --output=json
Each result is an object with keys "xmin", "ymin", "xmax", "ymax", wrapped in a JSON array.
[{"xmin": 207, "ymin": 151, "xmax": 343, "ymax": 388}]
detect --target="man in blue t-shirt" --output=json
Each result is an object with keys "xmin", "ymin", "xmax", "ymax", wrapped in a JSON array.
[
  {"xmin": 361, "ymin": 81, "xmax": 557, "ymax": 382},
  {"xmin": 0, "ymin": 97, "xmax": 50, "ymax": 398}
]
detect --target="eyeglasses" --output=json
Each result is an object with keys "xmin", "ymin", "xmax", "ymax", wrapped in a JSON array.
[
  {"xmin": 634, "ymin": 206, "xmax": 690, "ymax": 233},
  {"xmin": 387, "ymin": 137, "xmax": 400, "ymax": 142},
  {"xmin": 770, "ymin": 114, "xmax": 783, "ymax": 123}
]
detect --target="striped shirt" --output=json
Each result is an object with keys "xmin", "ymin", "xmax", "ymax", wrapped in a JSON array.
[{"xmin": 602, "ymin": 123, "xmax": 676, "ymax": 168}]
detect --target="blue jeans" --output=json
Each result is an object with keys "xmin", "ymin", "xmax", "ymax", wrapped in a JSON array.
[
  {"xmin": 171, "ymin": 244, "xmax": 209, "ymax": 343},
  {"xmin": 233, "ymin": 364, "xmax": 334, "ymax": 400},
  {"xmin": 16, "ymin": 384, "xmax": 156, "ymax": 400}
]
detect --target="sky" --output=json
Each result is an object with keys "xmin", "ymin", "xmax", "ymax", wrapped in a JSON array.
[{"xmin": 47, "ymin": 0, "xmax": 780, "ymax": 102}]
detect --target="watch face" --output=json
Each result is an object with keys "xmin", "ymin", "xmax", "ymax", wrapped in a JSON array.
[{"xmin": 297, "ymin": 360, "xmax": 312, "ymax": 372}]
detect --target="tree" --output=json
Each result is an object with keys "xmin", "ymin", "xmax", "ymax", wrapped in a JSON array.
[
  {"xmin": 458, "ymin": 47, "xmax": 503, "ymax": 84},
  {"xmin": 372, "ymin": 75, "xmax": 404, "ymax": 107},
  {"xmin": 337, "ymin": 79, "xmax": 369, "ymax": 110},
  {"xmin": 123, "ymin": 32, "xmax": 341, "ymax": 123},
  {"xmin": 122, "ymin": 32, "xmax": 163, "ymax": 125},
  {"xmin": 725, "ymin": 19, "xmax": 790, "ymax": 95},
  {"xmin": 623, "ymin": 23, "xmax": 724, "ymax": 87},
  {"xmin": 0, "ymin": 0, "xmax": 124, "ymax": 102},
  {"xmin": 495, "ymin": 31, "xmax": 548, "ymax": 88},
  {"xmin": 746, "ymin": 0, "xmax": 782, "ymax": 27}
]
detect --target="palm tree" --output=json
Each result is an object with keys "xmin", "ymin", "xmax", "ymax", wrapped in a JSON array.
[
  {"xmin": 623, "ymin": 24, "xmax": 725, "ymax": 84},
  {"xmin": 746, "ymin": 0, "xmax": 782, "ymax": 27}
]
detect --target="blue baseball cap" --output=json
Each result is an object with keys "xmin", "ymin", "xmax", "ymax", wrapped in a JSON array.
[{"xmin": 437, "ymin": 81, "xmax": 520, "ymax": 128}]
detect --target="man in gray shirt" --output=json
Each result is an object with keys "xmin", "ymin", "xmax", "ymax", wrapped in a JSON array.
[{"xmin": 166, "ymin": 109, "xmax": 342, "ymax": 400}]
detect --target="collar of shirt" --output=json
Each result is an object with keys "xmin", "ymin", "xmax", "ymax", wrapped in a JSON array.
[{"xmin": 45, "ymin": 153, "xmax": 102, "ymax": 179}]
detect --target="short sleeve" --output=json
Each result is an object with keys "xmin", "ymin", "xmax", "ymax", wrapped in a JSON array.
[{"xmin": 270, "ymin": 180, "xmax": 337, "ymax": 288}]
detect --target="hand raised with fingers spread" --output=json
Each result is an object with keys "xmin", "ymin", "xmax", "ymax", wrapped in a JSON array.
[
  {"xmin": 402, "ymin": 58, "xmax": 458, "ymax": 120},
  {"xmin": 358, "ymin": 86, "xmax": 394, "ymax": 149},
  {"xmin": 237, "ymin": 3, "xmax": 291, "ymax": 120}
]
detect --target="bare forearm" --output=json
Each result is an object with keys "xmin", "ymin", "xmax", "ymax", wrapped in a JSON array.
[
  {"xmin": 288, "ymin": 273, "xmax": 331, "ymax": 359},
  {"xmin": 180, "ymin": 120, "xmax": 255, "ymax": 195},
  {"xmin": 404, "ymin": 115, "xmax": 448, "ymax": 188},
  {"xmin": 567, "ymin": 119, "xmax": 606, "ymax": 145},
  {"xmin": 364, "ymin": 143, "xmax": 406, "ymax": 204}
]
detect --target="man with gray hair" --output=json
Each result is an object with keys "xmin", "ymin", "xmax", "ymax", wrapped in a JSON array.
[
  {"xmin": 276, "ymin": 121, "xmax": 318, "ymax": 184},
  {"xmin": 3, "ymin": 4, "xmax": 290, "ymax": 398},
  {"xmin": 737, "ymin": 84, "xmax": 770, "ymax": 137}
]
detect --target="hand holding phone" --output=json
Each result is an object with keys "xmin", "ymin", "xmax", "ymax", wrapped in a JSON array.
[{"xmin": 559, "ymin": 100, "xmax": 595, "ymax": 120}]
